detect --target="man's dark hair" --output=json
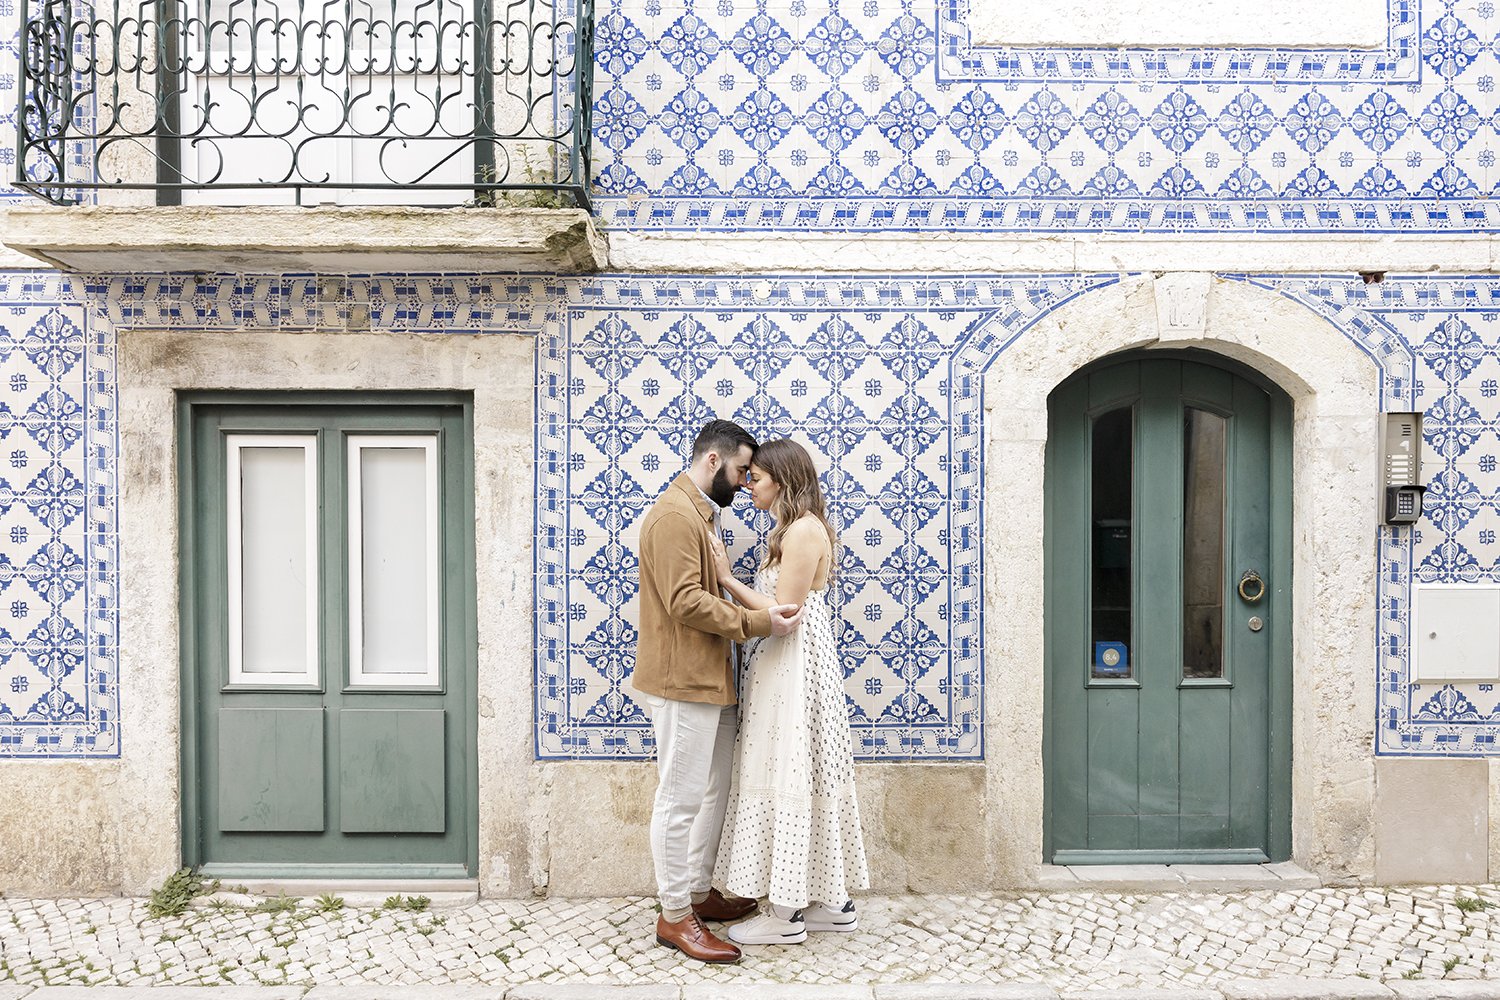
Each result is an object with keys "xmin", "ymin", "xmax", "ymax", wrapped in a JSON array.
[{"xmin": 691, "ymin": 420, "xmax": 758, "ymax": 461}]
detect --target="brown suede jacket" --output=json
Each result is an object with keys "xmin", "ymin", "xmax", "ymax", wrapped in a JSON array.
[{"xmin": 631, "ymin": 473, "xmax": 773, "ymax": 705}]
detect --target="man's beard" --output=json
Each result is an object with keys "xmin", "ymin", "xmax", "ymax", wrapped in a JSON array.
[{"xmin": 708, "ymin": 464, "xmax": 740, "ymax": 508}]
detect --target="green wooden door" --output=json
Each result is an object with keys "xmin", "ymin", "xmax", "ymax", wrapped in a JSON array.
[
  {"xmin": 180, "ymin": 395, "xmax": 477, "ymax": 878},
  {"xmin": 1045, "ymin": 356, "xmax": 1292, "ymax": 864}
]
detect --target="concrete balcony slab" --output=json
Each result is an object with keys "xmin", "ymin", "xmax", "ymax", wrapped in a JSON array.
[{"xmin": 0, "ymin": 205, "xmax": 606, "ymax": 274}]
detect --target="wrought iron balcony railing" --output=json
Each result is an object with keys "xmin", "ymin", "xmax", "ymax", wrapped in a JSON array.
[{"xmin": 17, "ymin": 0, "xmax": 593, "ymax": 208}]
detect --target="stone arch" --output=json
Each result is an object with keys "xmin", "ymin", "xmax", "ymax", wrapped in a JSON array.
[{"xmin": 973, "ymin": 272, "xmax": 1383, "ymax": 886}]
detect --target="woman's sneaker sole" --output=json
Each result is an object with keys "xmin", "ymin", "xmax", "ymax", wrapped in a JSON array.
[
  {"xmin": 804, "ymin": 914, "xmax": 858, "ymax": 932},
  {"xmin": 728, "ymin": 927, "xmax": 808, "ymax": 945}
]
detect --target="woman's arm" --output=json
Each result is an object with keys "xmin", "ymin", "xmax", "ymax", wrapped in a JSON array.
[
  {"xmin": 773, "ymin": 518, "xmax": 826, "ymax": 608},
  {"xmin": 708, "ymin": 530, "xmax": 778, "ymax": 610}
]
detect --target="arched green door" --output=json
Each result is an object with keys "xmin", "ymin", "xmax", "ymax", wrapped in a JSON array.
[{"xmin": 1044, "ymin": 355, "xmax": 1292, "ymax": 864}]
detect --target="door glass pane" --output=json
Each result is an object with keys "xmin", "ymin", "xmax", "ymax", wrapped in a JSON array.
[
  {"xmin": 349, "ymin": 437, "xmax": 439, "ymax": 684},
  {"xmin": 231, "ymin": 438, "xmax": 318, "ymax": 682},
  {"xmin": 1091, "ymin": 406, "xmax": 1133, "ymax": 679},
  {"xmin": 1182, "ymin": 408, "xmax": 1227, "ymax": 679}
]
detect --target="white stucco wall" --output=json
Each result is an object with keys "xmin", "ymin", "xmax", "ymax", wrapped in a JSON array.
[{"xmin": 968, "ymin": 0, "xmax": 1387, "ymax": 48}]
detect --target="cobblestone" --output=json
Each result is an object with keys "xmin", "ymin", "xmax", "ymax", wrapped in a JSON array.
[{"xmin": 1, "ymin": 887, "xmax": 1500, "ymax": 993}]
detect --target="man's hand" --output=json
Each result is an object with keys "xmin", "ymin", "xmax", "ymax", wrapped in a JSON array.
[
  {"xmin": 707, "ymin": 529, "xmax": 734, "ymax": 583},
  {"xmin": 767, "ymin": 603, "xmax": 803, "ymax": 636}
]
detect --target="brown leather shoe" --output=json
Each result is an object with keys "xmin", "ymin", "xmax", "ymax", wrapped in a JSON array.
[
  {"xmin": 655, "ymin": 912, "xmax": 741, "ymax": 963},
  {"xmin": 692, "ymin": 886, "xmax": 758, "ymax": 922}
]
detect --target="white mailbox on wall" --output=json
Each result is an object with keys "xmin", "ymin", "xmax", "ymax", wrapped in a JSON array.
[{"xmin": 1412, "ymin": 585, "xmax": 1500, "ymax": 682}]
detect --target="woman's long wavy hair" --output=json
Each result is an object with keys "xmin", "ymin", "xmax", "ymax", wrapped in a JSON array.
[{"xmin": 754, "ymin": 439, "xmax": 839, "ymax": 571}]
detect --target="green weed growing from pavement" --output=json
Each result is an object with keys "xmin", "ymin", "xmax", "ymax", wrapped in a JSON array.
[
  {"xmin": 381, "ymin": 895, "xmax": 405, "ymax": 910},
  {"xmin": 315, "ymin": 893, "xmax": 345, "ymax": 913},
  {"xmin": 403, "ymin": 895, "xmax": 431, "ymax": 912},
  {"xmin": 1456, "ymin": 895, "xmax": 1491, "ymax": 913},
  {"xmin": 1403, "ymin": 969, "xmax": 1422, "ymax": 979},
  {"xmin": 147, "ymin": 868, "xmax": 218, "ymax": 919},
  {"xmin": 251, "ymin": 894, "xmax": 298, "ymax": 915},
  {"xmin": 1444, "ymin": 957, "xmax": 1462, "ymax": 973}
]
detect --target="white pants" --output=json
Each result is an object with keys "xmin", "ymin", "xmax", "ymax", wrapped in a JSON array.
[{"xmin": 643, "ymin": 693, "xmax": 738, "ymax": 911}]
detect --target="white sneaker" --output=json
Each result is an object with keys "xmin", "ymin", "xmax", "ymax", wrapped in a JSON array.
[
  {"xmin": 726, "ymin": 908, "xmax": 807, "ymax": 945},
  {"xmin": 804, "ymin": 900, "xmax": 858, "ymax": 932}
]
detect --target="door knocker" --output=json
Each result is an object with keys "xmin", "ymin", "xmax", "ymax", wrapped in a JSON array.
[{"xmin": 1238, "ymin": 569, "xmax": 1266, "ymax": 604}]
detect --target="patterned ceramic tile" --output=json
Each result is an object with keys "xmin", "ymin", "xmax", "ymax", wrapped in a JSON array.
[
  {"xmin": 591, "ymin": 0, "xmax": 1500, "ymax": 233},
  {"xmin": 0, "ymin": 268, "xmax": 1497, "ymax": 759},
  {"xmin": 0, "ymin": 276, "xmax": 116, "ymax": 757}
]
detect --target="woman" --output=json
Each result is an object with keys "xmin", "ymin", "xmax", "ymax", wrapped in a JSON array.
[{"xmin": 708, "ymin": 438, "xmax": 869, "ymax": 946}]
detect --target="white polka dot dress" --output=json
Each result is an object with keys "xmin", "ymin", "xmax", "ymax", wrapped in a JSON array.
[{"xmin": 714, "ymin": 564, "xmax": 870, "ymax": 910}]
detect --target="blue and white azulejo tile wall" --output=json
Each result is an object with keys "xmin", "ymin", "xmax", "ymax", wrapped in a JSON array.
[
  {"xmin": 592, "ymin": 0, "xmax": 1500, "ymax": 233},
  {"xmin": 0, "ymin": 275, "xmax": 116, "ymax": 757},
  {"xmin": 0, "ymin": 272, "xmax": 1495, "ymax": 760},
  {"xmin": 0, "ymin": 0, "xmax": 1499, "ymax": 762}
]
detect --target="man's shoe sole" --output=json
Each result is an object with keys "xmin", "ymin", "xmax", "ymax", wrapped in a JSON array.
[{"xmin": 655, "ymin": 934, "xmax": 742, "ymax": 963}]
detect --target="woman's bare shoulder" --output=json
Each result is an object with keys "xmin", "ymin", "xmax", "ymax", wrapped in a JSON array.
[{"xmin": 784, "ymin": 515, "xmax": 832, "ymax": 548}]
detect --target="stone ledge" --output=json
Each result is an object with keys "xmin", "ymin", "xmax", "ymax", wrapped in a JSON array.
[
  {"xmin": 24, "ymin": 991, "xmax": 307, "ymax": 1000},
  {"xmin": 0, "ymin": 205, "xmax": 607, "ymax": 274},
  {"xmin": 1052, "ymin": 862, "xmax": 1321, "ymax": 893},
  {"xmin": 1220, "ymin": 980, "xmax": 1396, "ymax": 999},
  {"xmin": 1388, "ymin": 985, "xmax": 1500, "ymax": 999},
  {"xmin": 875, "ymin": 986, "xmax": 1060, "ymax": 999},
  {"xmin": 680, "ymin": 988, "xmax": 871, "ymax": 1000},
  {"xmin": 10, "ymin": 985, "xmax": 1497, "ymax": 1000},
  {"xmin": 195, "ymin": 878, "xmax": 479, "ymax": 909},
  {"xmin": 509, "ymin": 987, "xmax": 679, "ymax": 1000},
  {"xmin": 306, "ymin": 990, "xmax": 506, "ymax": 1000}
]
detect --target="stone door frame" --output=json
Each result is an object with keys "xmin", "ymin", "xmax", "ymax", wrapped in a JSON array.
[{"xmin": 981, "ymin": 273, "xmax": 1382, "ymax": 884}]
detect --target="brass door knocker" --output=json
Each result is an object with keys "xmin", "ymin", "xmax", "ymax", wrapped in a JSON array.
[{"xmin": 1238, "ymin": 570, "xmax": 1266, "ymax": 604}]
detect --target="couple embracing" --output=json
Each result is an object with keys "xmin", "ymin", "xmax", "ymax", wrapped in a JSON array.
[{"xmin": 632, "ymin": 420, "xmax": 870, "ymax": 964}]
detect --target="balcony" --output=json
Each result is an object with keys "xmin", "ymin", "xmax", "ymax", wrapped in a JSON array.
[{"xmin": 5, "ymin": 0, "xmax": 605, "ymax": 272}]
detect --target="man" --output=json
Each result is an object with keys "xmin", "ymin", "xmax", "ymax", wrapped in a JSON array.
[{"xmin": 633, "ymin": 420, "xmax": 804, "ymax": 964}]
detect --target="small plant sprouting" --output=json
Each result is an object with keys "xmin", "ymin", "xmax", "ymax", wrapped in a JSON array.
[
  {"xmin": 1444, "ymin": 956, "xmax": 1462, "ymax": 973},
  {"xmin": 146, "ymin": 868, "xmax": 211, "ymax": 919},
  {"xmin": 252, "ymin": 894, "xmax": 298, "ymax": 915},
  {"xmin": 468, "ymin": 147, "xmax": 571, "ymax": 210},
  {"xmin": 1456, "ymin": 896, "xmax": 1492, "ymax": 913},
  {"xmin": 403, "ymin": 895, "xmax": 431, "ymax": 912},
  {"xmin": 382, "ymin": 895, "xmax": 405, "ymax": 910},
  {"xmin": 315, "ymin": 893, "xmax": 345, "ymax": 913},
  {"xmin": 1403, "ymin": 969, "xmax": 1422, "ymax": 980}
]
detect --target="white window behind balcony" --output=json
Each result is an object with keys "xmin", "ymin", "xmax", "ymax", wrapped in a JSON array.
[
  {"xmin": 968, "ymin": 0, "xmax": 1387, "ymax": 48},
  {"xmin": 180, "ymin": 0, "xmax": 475, "ymax": 206}
]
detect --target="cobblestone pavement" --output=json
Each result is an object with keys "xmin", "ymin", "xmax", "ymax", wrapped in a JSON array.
[{"xmin": 2, "ymin": 885, "xmax": 1500, "ymax": 992}]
